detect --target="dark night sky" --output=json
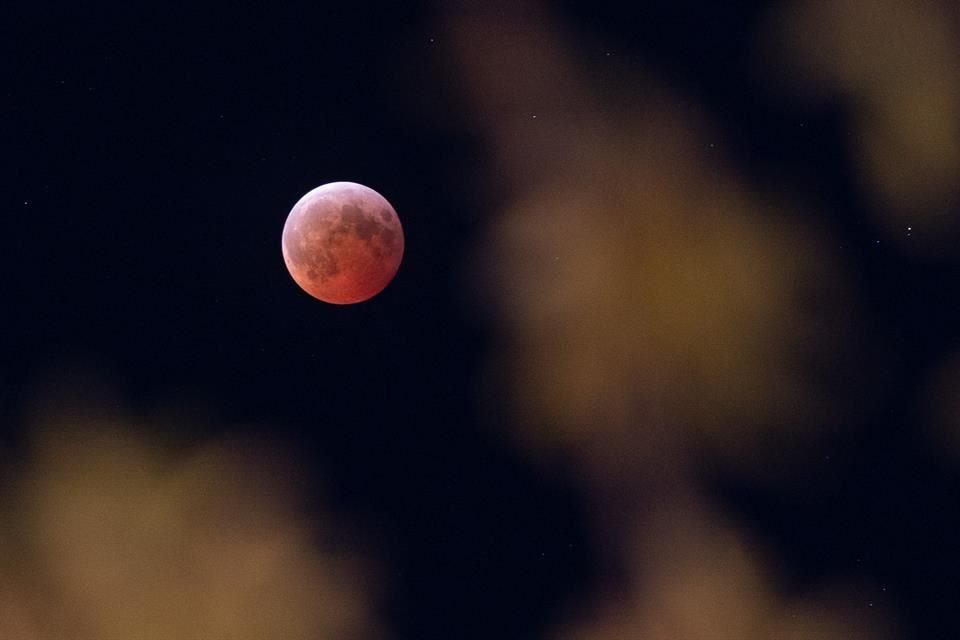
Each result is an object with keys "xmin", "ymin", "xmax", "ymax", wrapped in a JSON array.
[{"xmin": 5, "ymin": 2, "xmax": 960, "ymax": 638}]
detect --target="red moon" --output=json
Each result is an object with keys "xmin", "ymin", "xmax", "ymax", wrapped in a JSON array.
[{"xmin": 281, "ymin": 182, "xmax": 404, "ymax": 304}]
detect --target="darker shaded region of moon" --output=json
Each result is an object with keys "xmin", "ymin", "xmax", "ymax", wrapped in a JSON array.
[{"xmin": 282, "ymin": 182, "xmax": 404, "ymax": 304}]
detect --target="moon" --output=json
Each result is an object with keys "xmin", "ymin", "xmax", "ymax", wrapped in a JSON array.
[{"xmin": 281, "ymin": 182, "xmax": 405, "ymax": 304}]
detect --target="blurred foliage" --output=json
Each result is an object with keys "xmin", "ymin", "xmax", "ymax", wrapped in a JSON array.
[
  {"xmin": 0, "ymin": 384, "xmax": 381, "ymax": 640},
  {"xmin": 443, "ymin": 0, "xmax": 960, "ymax": 637}
]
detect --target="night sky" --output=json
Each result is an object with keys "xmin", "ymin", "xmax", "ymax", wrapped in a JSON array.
[{"xmin": 6, "ymin": 2, "xmax": 960, "ymax": 638}]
